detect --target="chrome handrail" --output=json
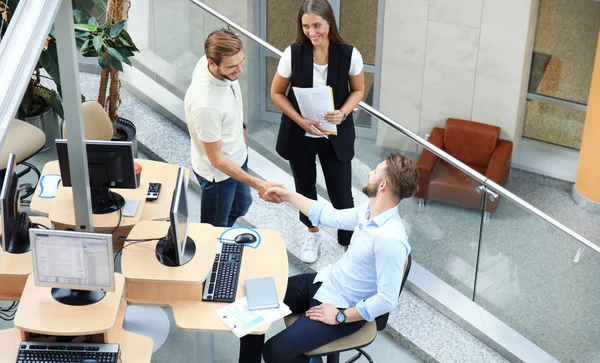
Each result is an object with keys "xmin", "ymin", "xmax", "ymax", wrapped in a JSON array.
[{"xmin": 189, "ymin": 0, "xmax": 600, "ymax": 254}]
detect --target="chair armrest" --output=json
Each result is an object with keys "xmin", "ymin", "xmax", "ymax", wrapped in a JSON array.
[
  {"xmin": 414, "ymin": 127, "xmax": 444, "ymax": 199},
  {"xmin": 485, "ymin": 140, "xmax": 513, "ymax": 185}
]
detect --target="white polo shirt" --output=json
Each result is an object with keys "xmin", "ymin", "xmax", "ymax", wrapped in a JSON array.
[{"xmin": 184, "ymin": 55, "xmax": 247, "ymax": 182}]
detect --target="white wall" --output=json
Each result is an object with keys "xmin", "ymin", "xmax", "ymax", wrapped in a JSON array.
[{"xmin": 377, "ymin": 0, "xmax": 538, "ymax": 151}]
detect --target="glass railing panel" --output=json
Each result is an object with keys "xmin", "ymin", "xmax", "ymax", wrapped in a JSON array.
[
  {"xmin": 475, "ymin": 192, "xmax": 600, "ymax": 363},
  {"xmin": 351, "ymin": 109, "xmax": 486, "ymax": 298}
]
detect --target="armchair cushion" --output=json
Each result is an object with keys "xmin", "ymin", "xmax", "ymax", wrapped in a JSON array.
[{"xmin": 443, "ymin": 118, "xmax": 500, "ymax": 168}]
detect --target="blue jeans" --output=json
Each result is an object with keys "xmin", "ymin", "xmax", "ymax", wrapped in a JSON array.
[{"xmin": 195, "ymin": 159, "xmax": 252, "ymax": 227}]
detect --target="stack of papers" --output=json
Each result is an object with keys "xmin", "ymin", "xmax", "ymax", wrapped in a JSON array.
[
  {"xmin": 292, "ymin": 86, "xmax": 338, "ymax": 135},
  {"xmin": 215, "ymin": 297, "xmax": 291, "ymax": 338}
]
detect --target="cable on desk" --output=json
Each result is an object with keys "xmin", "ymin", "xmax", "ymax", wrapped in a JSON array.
[
  {"xmin": 113, "ymin": 240, "xmax": 155, "ymax": 265},
  {"xmin": 110, "ymin": 201, "xmax": 123, "ymax": 235},
  {"xmin": 31, "ymin": 223, "xmax": 49, "ymax": 229},
  {"xmin": 117, "ymin": 236, "xmax": 163, "ymax": 242},
  {"xmin": 0, "ymin": 301, "xmax": 18, "ymax": 321}
]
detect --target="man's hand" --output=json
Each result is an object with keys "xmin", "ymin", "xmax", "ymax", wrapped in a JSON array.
[
  {"xmin": 305, "ymin": 303, "xmax": 340, "ymax": 325},
  {"xmin": 263, "ymin": 187, "xmax": 290, "ymax": 204},
  {"xmin": 258, "ymin": 181, "xmax": 285, "ymax": 203}
]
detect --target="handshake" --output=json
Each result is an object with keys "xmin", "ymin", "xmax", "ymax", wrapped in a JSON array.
[{"xmin": 257, "ymin": 182, "xmax": 289, "ymax": 204}]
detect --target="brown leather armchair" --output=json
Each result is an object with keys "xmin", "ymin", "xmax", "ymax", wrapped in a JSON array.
[{"xmin": 414, "ymin": 118, "xmax": 513, "ymax": 212}]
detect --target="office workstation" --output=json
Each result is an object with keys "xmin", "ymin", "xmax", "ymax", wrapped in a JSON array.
[{"xmin": 0, "ymin": 138, "xmax": 289, "ymax": 363}]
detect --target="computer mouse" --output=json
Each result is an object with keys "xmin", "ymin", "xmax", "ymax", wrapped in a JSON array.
[{"xmin": 234, "ymin": 233, "xmax": 257, "ymax": 244}]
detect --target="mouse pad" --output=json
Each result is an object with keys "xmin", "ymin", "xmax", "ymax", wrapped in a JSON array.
[{"xmin": 219, "ymin": 226, "xmax": 261, "ymax": 248}]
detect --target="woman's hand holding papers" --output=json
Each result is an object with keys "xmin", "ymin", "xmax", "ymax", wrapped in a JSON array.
[
  {"xmin": 323, "ymin": 110, "xmax": 345, "ymax": 125},
  {"xmin": 298, "ymin": 118, "xmax": 327, "ymax": 136}
]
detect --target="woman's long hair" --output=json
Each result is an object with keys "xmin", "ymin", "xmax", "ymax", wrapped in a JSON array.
[{"xmin": 295, "ymin": 0, "xmax": 346, "ymax": 46}]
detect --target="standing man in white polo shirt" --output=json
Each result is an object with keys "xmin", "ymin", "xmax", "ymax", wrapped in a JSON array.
[{"xmin": 185, "ymin": 29, "xmax": 282, "ymax": 227}]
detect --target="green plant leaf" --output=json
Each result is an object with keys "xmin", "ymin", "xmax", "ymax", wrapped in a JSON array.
[
  {"xmin": 121, "ymin": 55, "xmax": 132, "ymax": 67},
  {"xmin": 92, "ymin": 0, "xmax": 107, "ymax": 11},
  {"xmin": 73, "ymin": 10, "xmax": 87, "ymax": 24},
  {"xmin": 79, "ymin": 39, "xmax": 91, "ymax": 52},
  {"xmin": 98, "ymin": 54, "xmax": 109, "ymax": 69},
  {"xmin": 49, "ymin": 90, "xmax": 64, "ymax": 120},
  {"xmin": 74, "ymin": 30, "xmax": 90, "ymax": 40},
  {"xmin": 106, "ymin": 46, "xmax": 123, "ymax": 61},
  {"xmin": 109, "ymin": 20, "xmax": 127, "ymax": 38},
  {"xmin": 93, "ymin": 35, "xmax": 103, "ymax": 51},
  {"xmin": 39, "ymin": 42, "xmax": 61, "ymax": 91},
  {"xmin": 74, "ymin": 23, "xmax": 96, "ymax": 32},
  {"xmin": 119, "ymin": 29, "xmax": 139, "ymax": 51},
  {"xmin": 88, "ymin": 16, "xmax": 98, "ymax": 27},
  {"xmin": 108, "ymin": 55, "xmax": 123, "ymax": 72},
  {"xmin": 116, "ymin": 47, "xmax": 134, "ymax": 57}
]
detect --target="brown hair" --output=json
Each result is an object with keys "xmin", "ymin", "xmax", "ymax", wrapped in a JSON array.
[
  {"xmin": 204, "ymin": 28, "xmax": 243, "ymax": 66},
  {"xmin": 296, "ymin": 0, "xmax": 345, "ymax": 46},
  {"xmin": 385, "ymin": 153, "xmax": 419, "ymax": 201}
]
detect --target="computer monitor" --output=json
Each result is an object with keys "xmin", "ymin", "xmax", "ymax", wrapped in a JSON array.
[
  {"xmin": 29, "ymin": 228, "xmax": 115, "ymax": 306},
  {"xmin": 56, "ymin": 139, "xmax": 136, "ymax": 214},
  {"xmin": 0, "ymin": 153, "xmax": 31, "ymax": 254},
  {"xmin": 155, "ymin": 167, "xmax": 196, "ymax": 267}
]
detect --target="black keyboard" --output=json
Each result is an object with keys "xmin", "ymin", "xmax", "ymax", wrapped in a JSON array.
[
  {"xmin": 202, "ymin": 242, "xmax": 244, "ymax": 302},
  {"xmin": 17, "ymin": 341, "xmax": 119, "ymax": 363}
]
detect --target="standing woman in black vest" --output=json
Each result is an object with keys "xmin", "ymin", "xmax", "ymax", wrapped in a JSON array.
[{"xmin": 271, "ymin": 0, "xmax": 364, "ymax": 263}]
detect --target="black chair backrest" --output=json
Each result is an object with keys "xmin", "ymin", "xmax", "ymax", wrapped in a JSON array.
[{"xmin": 375, "ymin": 253, "xmax": 412, "ymax": 331}]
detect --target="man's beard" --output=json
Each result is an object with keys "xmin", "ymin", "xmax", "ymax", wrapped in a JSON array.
[
  {"xmin": 217, "ymin": 67, "xmax": 239, "ymax": 81},
  {"xmin": 362, "ymin": 182, "xmax": 378, "ymax": 198}
]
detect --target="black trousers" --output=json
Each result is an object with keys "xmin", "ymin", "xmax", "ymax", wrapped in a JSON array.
[
  {"xmin": 287, "ymin": 138, "xmax": 354, "ymax": 246},
  {"xmin": 239, "ymin": 274, "xmax": 366, "ymax": 363}
]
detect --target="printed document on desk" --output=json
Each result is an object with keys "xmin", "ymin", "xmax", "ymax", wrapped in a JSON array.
[
  {"xmin": 215, "ymin": 297, "xmax": 291, "ymax": 338},
  {"xmin": 292, "ymin": 86, "xmax": 337, "ymax": 135}
]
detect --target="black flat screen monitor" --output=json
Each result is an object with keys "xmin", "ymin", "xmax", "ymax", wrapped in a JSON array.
[
  {"xmin": 0, "ymin": 153, "xmax": 31, "ymax": 254},
  {"xmin": 155, "ymin": 167, "xmax": 195, "ymax": 267},
  {"xmin": 56, "ymin": 139, "xmax": 136, "ymax": 214}
]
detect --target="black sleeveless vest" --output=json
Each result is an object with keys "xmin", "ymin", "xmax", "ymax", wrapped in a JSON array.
[{"xmin": 275, "ymin": 42, "xmax": 356, "ymax": 163}]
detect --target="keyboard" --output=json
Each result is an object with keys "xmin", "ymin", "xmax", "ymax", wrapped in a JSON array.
[
  {"xmin": 202, "ymin": 242, "xmax": 244, "ymax": 302},
  {"xmin": 17, "ymin": 341, "xmax": 119, "ymax": 363}
]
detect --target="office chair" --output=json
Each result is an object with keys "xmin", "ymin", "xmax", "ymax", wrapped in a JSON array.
[
  {"xmin": 0, "ymin": 119, "xmax": 46, "ymax": 200},
  {"xmin": 283, "ymin": 254, "xmax": 412, "ymax": 363},
  {"xmin": 61, "ymin": 101, "xmax": 114, "ymax": 141}
]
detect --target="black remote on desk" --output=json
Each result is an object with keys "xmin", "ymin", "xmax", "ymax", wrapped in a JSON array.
[{"xmin": 146, "ymin": 182, "xmax": 162, "ymax": 201}]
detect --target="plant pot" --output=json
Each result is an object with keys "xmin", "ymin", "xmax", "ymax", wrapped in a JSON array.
[
  {"xmin": 24, "ymin": 107, "xmax": 60, "ymax": 152},
  {"xmin": 113, "ymin": 117, "xmax": 138, "ymax": 157}
]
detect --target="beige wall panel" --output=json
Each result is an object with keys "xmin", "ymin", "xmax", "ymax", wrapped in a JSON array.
[
  {"xmin": 421, "ymin": 22, "xmax": 479, "ymax": 134},
  {"xmin": 428, "ymin": 0, "xmax": 484, "ymax": 29},
  {"xmin": 377, "ymin": 0, "xmax": 428, "ymax": 152},
  {"xmin": 471, "ymin": 76, "xmax": 521, "ymax": 141}
]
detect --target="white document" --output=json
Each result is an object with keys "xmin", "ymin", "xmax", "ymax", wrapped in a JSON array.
[
  {"xmin": 292, "ymin": 86, "xmax": 338, "ymax": 135},
  {"xmin": 215, "ymin": 297, "xmax": 291, "ymax": 338}
]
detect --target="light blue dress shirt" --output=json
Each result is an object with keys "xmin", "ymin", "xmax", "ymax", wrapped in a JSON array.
[{"xmin": 308, "ymin": 201, "xmax": 410, "ymax": 322}]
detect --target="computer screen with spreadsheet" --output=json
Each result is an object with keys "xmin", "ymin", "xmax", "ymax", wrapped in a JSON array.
[{"xmin": 29, "ymin": 229, "xmax": 115, "ymax": 306}]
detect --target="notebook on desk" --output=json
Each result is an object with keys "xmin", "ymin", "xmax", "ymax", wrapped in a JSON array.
[{"xmin": 245, "ymin": 277, "xmax": 279, "ymax": 310}]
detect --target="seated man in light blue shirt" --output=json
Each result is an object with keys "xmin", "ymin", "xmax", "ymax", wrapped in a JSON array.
[{"xmin": 239, "ymin": 152, "xmax": 419, "ymax": 363}]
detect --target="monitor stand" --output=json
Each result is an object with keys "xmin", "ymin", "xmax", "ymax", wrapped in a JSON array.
[
  {"xmin": 51, "ymin": 288, "xmax": 106, "ymax": 306},
  {"xmin": 91, "ymin": 187, "xmax": 125, "ymax": 214},
  {"xmin": 4, "ymin": 212, "xmax": 31, "ymax": 254},
  {"xmin": 155, "ymin": 235, "xmax": 196, "ymax": 267}
]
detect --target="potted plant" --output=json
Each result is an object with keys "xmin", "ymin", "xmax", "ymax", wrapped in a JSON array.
[
  {"xmin": 73, "ymin": 0, "xmax": 139, "ymax": 144},
  {"xmin": 1, "ymin": 0, "xmax": 65, "ymax": 151}
]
